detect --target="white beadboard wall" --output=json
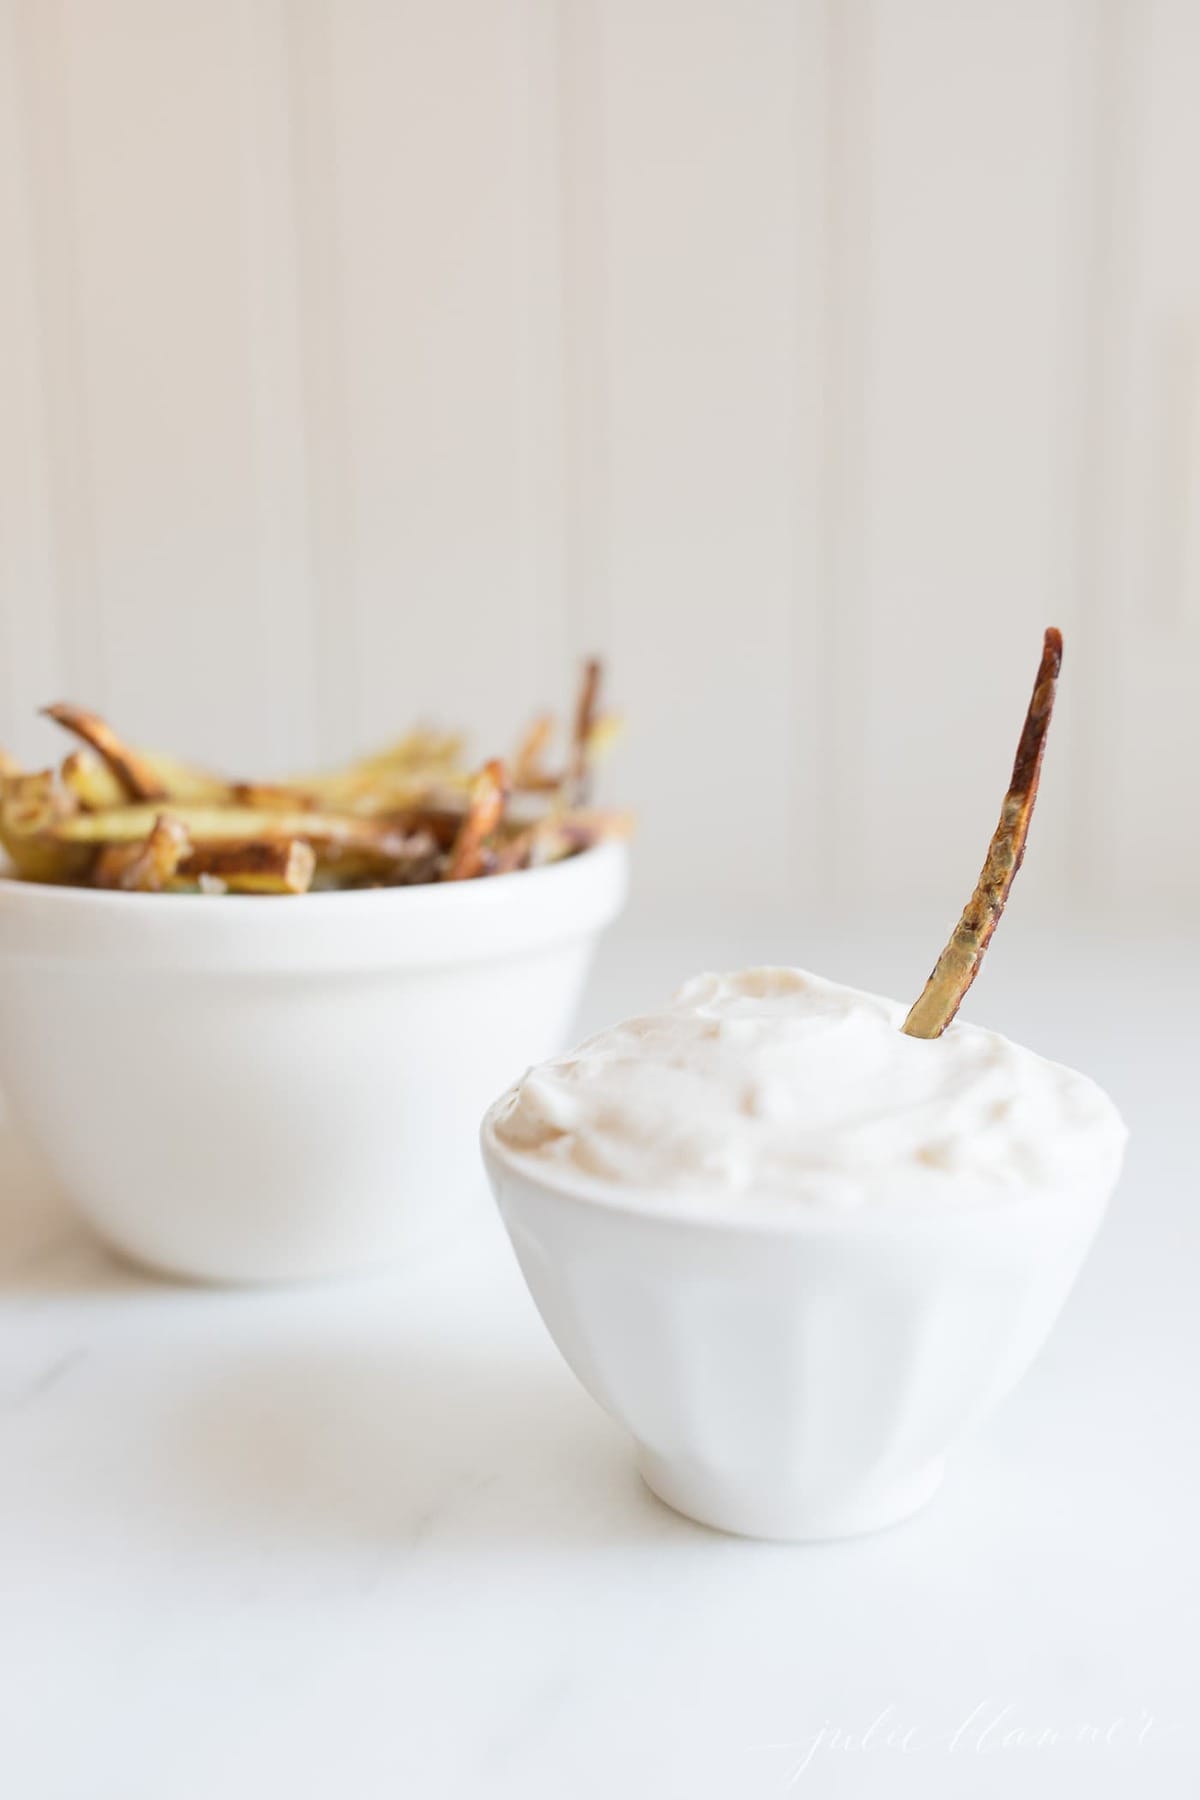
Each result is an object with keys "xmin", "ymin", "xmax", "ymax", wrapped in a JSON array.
[{"xmin": 0, "ymin": 0, "xmax": 1197, "ymax": 913}]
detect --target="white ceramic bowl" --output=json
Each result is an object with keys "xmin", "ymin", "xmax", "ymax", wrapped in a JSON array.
[
  {"xmin": 0, "ymin": 843, "xmax": 627, "ymax": 1283},
  {"xmin": 481, "ymin": 1109, "xmax": 1120, "ymax": 1541}
]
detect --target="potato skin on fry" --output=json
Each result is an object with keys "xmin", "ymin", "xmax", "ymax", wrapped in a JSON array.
[
  {"xmin": 54, "ymin": 803, "xmax": 402, "ymax": 848},
  {"xmin": 93, "ymin": 814, "xmax": 191, "ymax": 892},
  {"xmin": 444, "ymin": 760, "xmax": 509, "ymax": 881},
  {"xmin": 565, "ymin": 658, "xmax": 603, "ymax": 806},
  {"xmin": 42, "ymin": 703, "xmax": 168, "ymax": 802},
  {"xmin": 180, "ymin": 838, "xmax": 316, "ymax": 895},
  {"xmin": 6, "ymin": 657, "xmax": 626, "ymax": 894},
  {"xmin": 0, "ymin": 769, "xmax": 94, "ymax": 883},
  {"xmin": 61, "ymin": 750, "xmax": 127, "ymax": 812},
  {"xmin": 903, "ymin": 628, "xmax": 1062, "ymax": 1039}
]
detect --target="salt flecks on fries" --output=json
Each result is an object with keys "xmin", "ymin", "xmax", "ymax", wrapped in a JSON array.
[{"xmin": 0, "ymin": 661, "xmax": 630, "ymax": 897}]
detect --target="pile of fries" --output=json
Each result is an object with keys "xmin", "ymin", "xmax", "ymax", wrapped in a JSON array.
[{"xmin": 0, "ymin": 661, "xmax": 629, "ymax": 896}]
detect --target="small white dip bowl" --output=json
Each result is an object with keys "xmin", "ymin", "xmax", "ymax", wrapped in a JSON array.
[
  {"xmin": 0, "ymin": 842, "xmax": 626, "ymax": 1284},
  {"xmin": 481, "ymin": 1106, "xmax": 1119, "ymax": 1541}
]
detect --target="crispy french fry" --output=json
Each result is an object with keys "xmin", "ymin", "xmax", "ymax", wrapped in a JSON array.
[
  {"xmin": 0, "ymin": 750, "xmax": 21, "ymax": 778},
  {"xmin": 53, "ymin": 800, "xmax": 447, "ymax": 893},
  {"xmin": 52, "ymin": 803, "xmax": 409, "ymax": 849},
  {"xmin": 565, "ymin": 658, "xmax": 602, "ymax": 805},
  {"xmin": 512, "ymin": 713, "xmax": 558, "ymax": 792},
  {"xmin": 42, "ymin": 703, "xmax": 167, "ymax": 802},
  {"xmin": 902, "ymin": 628, "xmax": 1063, "ymax": 1039},
  {"xmin": 93, "ymin": 814, "xmax": 191, "ymax": 892},
  {"xmin": 305, "ymin": 770, "xmax": 472, "ymax": 817},
  {"xmin": 10, "ymin": 671, "xmax": 627, "ymax": 893},
  {"xmin": 585, "ymin": 712, "xmax": 623, "ymax": 761},
  {"xmin": 300, "ymin": 730, "xmax": 467, "ymax": 803},
  {"xmin": 230, "ymin": 781, "xmax": 319, "ymax": 812},
  {"xmin": 444, "ymin": 760, "xmax": 509, "ymax": 881},
  {"xmin": 0, "ymin": 769, "xmax": 92, "ymax": 883},
  {"xmin": 61, "ymin": 749, "xmax": 128, "ymax": 811},
  {"xmin": 138, "ymin": 753, "xmax": 231, "ymax": 803},
  {"xmin": 179, "ymin": 838, "xmax": 316, "ymax": 895},
  {"xmin": 313, "ymin": 830, "xmax": 441, "ymax": 887},
  {"xmin": 2, "ymin": 768, "xmax": 64, "ymax": 836},
  {"xmin": 342, "ymin": 728, "xmax": 466, "ymax": 775}
]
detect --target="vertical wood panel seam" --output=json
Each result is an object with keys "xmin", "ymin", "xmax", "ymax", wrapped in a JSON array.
[
  {"xmin": 515, "ymin": 0, "xmax": 566, "ymax": 711},
  {"xmin": 284, "ymin": 0, "xmax": 358, "ymax": 761},
  {"xmin": 817, "ymin": 0, "xmax": 872, "ymax": 902},
  {"xmin": 556, "ymin": 0, "xmax": 612, "ymax": 672},
  {"xmin": 1068, "ymin": 0, "xmax": 1142, "ymax": 896},
  {"xmin": 237, "ymin": 0, "xmax": 318, "ymax": 771},
  {"xmin": 0, "ymin": 0, "xmax": 27, "ymax": 734},
  {"xmin": 13, "ymin": 0, "xmax": 102, "ymax": 709}
]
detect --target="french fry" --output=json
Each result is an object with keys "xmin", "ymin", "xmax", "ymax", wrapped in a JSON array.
[
  {"xmin": 444, "ymin": 760, "xmax": 509, "ymax": 881},
  {"xmin": 52, "ymin": 803, "xmax": 408, "ymax": 850},
  {"xmin": 0, "ymin": 750, "xmax": 20, "ymax": 778},
  {"xmin": 314, "ymin": 830, "xmax": 441, "ymax": 888},
  {"xmin": 93, "ymin": 814, "xmax": 191, "ymax": 892},
  {"xmin": 42, "ymin": 703, "xmax": 167, "ymax": 802},
  {"xmin": 2, "ymin": 768, "xmax": 64, "ymax": 836},
  {"xmin": 330, "ymin": 728, "xmax": 465, "ymax": 776},
  {"xmin": 139, "ymin": 753, "xmax": 232, "ymax": 803},
  {"xmin": 512, "ymin": 713, "xmax": 558, "ymax": 791},
  {"xmin": 585, "ymin": 712, "xmax": 623, "ymax": 762},
  {"xmin": 230, "ymin": 781, "xmax": 319, "ymax": 812},
  {"xmin": 8, "ymin": 661, "xmax": 626, "ymax": 893},
  {"xmin": 903, "ymin": 628, "xmax": 1063, "ymax": 1040},
  {"xmin": 61, "ymin": 749, "xmax": 128, "ymax": 812},
  {"xmin": 299, "ymin": 730, "xmax": 467, "ymax": 806},
  {"xmin": 565, "ymin": 657, "xmax": 602, "ymax": 805},
  {"xmin": 178, "ymin": 838, "xmax": 316, "ymax": 895},
  {"xmin": 0, "ymin": 769, "xmax": 92, "ymax": 883}
]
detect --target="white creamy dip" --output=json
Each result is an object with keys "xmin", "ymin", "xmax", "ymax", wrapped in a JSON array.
[{"xmin": 492, "ymin": 968, "xmax": 1128, "ymax": 1208}]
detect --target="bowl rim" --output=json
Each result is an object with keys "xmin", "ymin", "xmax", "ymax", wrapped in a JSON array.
[
  {"xmin": 479, "ymin": 1091, "xmax": 1122, "ymax": 1239},
  {"xmin": 0, "ymin": 839, "xmax": 629, "ymax": 970}
]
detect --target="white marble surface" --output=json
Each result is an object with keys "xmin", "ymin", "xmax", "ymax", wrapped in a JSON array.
[{"xmin": 2, "ymin": 909, "xmax": 1196, "ymax": 1800}]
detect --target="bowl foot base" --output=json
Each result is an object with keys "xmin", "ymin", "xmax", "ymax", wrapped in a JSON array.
[{"xmin": 636, "ymin": 1446, "xmax": 945, "ymax": 1542}]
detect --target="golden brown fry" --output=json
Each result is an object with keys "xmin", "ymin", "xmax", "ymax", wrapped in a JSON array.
[
  {"xmin": 565, "ymin": 658, "xmax": 603, "ymax": 805},
  {"xmin": 42, "ymin": 703, "xmax": 167, "ymax": 802},
  {"xmin": 444, "ymin": 760, "xmax": 509, "ymax": 881},
  {"xmin": 137, "ymin": 752, "xmax": 231, "ymax": 803},
  {"xmin": 0, "ymin": 750, "xmax": 20, "ymax": 778},
  {"xmin": 314, "ymin": 830, "xmax": 440, "ymax": 887},
  {"xmin": 52, "ymin": 800, "xmax": 443, "ymax": 890},
  {"xmin": 902, "ymin": 628, "xmax": 1063, "ymax": 1040},
  {"xmin": 61, "ymin": 749, "xmax": 127, "ymax": 812},
  {"xmin": 299, "ymin": 730, "xmax": 467, "ymax": 804},
  {"xmin": 53, "ymin": 802, "xmax": 411, "ymax": 849},
  {"xmin": 513, "ymin": 697, "xmax": 621, "ymax": 797},
  {"xmin": 304, "ymin": 769, "xmax": 472, "ymax": 816},
  {"xmin": 93, "ymin": 814, "xmax": 191, "ymax": 892},
  {"xmin": 512, "ymin": 713, "xmax": 558, "ymax": 791},
  {"xmin": 179, "ymin": 838, "xmax": 316, "ymax": 895},
  {"xmin": 0, "ymin": 769, "xmax": 92, "ymax": 883},
  {"xmin": 2, "ymin": 768, "xmax": 63, "ymax": 836},
  {"xmin": 341, "ymin": 728, "xmax": 465, "ymax": 775},
  {"xmin": 230, "ymin": 781, "xmax": 319, "ymax": 812},
  {"xmin": 585, "ymin": 712, "xmax": 623, "ymax": 761},
  {"xmin": 11, "ymin": 674, "xmax": 627, "ymax": 894}
]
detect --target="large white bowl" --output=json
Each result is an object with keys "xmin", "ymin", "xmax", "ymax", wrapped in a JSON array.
[
  {"xmin": 481, "ymin": 1103, "xmax": 1121, "ymax": 1541},
  {"xmin": 0, "ymin": 843, "xmax": 627, "ymax": 1283}
]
